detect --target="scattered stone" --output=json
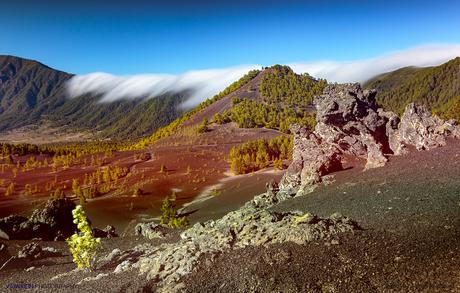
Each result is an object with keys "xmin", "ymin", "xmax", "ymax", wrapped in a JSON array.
[
  {"xmin": 17, "ymin": 242, "xmax": 61, "ymax": 260},
  {"xmin": 92, "ymin": 225, "xmax": 118, "ymax": 238},
  {"xmin": 135, "ymin": 222, "xmax": 168, "ymax": 239},
  {"xmin": 77, "ymin": 273, "xmax": 110, "ymax": 285},
  {"xmin": 97, "ymin": 248, "xmax": 143, "ymax": 270}
]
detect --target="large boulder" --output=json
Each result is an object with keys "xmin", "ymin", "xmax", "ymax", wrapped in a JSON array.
[
  {"xmin": 0, "ymin": 199, "xmax": 77, "ymax": 240},
  {"xmin": 280, "ymin": 125, "xmax": 342, "ymax": 192},
  {"xmin": 314, "ymin": 83, "xmax": 390, "ymax": 169},
  {"xmin": 135, "ymin": 222, "xmax": 169, "ymax": 239},
  {"xmin": 397, "ymin": 103, "xmax": 459, "ymax": 150},
  {"xmin": 93, "ymin": 225, "xmax": 118, "ymax": 238}
]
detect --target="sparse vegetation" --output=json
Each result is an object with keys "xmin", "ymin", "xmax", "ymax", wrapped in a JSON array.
[
  {"xmin": 5, "ymin": 182, "xmax": 15, "ymax": 196},
  {"xmin": 159, "ymin": 195, "xmax": 188, "ymax": 229},
  {"xmin": 197, "ymin": 118, "xmax": 209, "ymax": 133}
]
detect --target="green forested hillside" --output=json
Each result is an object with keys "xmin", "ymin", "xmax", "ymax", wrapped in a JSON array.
[
  {"xmin": 216, "ymin": 65, "xmax": 326, "ymax": 132},
  {"xmin": 0, "ymin": 55, "xmax": 72, "ymax": 130},
  {"xmin": 0, "ymin": 55, "xmax": 189, "ymax": 139},
  {"xmin": 364, "ymin": 57, "xmax": 460, "ymax": 121},
  {"xmin": 50, "ymin": 93, "xmax": 187, "ymax": 139}
]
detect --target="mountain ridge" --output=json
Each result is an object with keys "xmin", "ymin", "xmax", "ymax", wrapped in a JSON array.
[{"xmin": 0, "ymin": 55, "xmax": 188, "ymax": 140}]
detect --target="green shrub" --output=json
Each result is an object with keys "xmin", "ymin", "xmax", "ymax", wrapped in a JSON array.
[
  {"xmin": 159, "ymin": 195, "xmax": 188, "ymax": 229},
  {"xmin": 66, "ymin": 205, "xmax": 102, "ymax": 269},
  {"xmin": 197, "ymin": 118, "xmax": 209, "ymax": 133}
]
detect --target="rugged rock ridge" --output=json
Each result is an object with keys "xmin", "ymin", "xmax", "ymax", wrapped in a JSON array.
[
  {"xmin": 60, "ymin": 182, "xmax": 360, "ymax": 292},
  {"xmin": 281, "ymin": 83, "xmax": 460, "ymax": 194}
]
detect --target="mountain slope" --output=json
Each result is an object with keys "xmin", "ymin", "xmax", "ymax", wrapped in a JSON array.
[
  {"xmin": 0, "ymin": 55, "xmax": 188, "ymax": 140},
  {"xmin": 138, "ymin": 65, "xmax": 326, "ymax": 148},
  {"xmin": 364, "ymin": 57, "xmax": 460, "ymax": 120},
  {"xmin": 0, "ymin": 55, "xmax": 71, "ymax": 130}
]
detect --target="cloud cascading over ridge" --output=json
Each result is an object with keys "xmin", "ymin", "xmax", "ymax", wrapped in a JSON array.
[
  {"xmin": 289, "ymin": 44, "xmax": 460, "ymax": 83},
  {"xmin": 66, "ymin": 65, "xmax": 260, "ymax": 108},
  {"xmin": 66, "ymin": 44, "xmax": 460, "ymax": 108}
]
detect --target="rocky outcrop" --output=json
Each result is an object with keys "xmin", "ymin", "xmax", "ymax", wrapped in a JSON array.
[
  {"xmin": 314, "ymin": 84, "xmax": 390, "ymax": 169},
  {"xmin": 16, "ymin": 242, "xmax": 61, "ymax": 260},
  {"xmin": 83, "ymin": 184, "xmax": 361, "ymax": 292},
  {"xmin": 397, "ymin": 103, "xmax": 459, "ymax": 150},
  {"xmin": 281, "ymin": 84, "xmax": 460, "ymax": 194},
  {"xmin": 281, "ymin": 125, "xmax": 342, "ymax": 193},
  {"xmin": 0, "ymin": 199, "xmax": 77, "ymax": 240}
]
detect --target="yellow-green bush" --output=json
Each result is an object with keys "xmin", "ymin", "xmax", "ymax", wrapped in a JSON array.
[
  {"xmin": 66, "ymin": 205, "xmax": 101, "ymax": 269},
  {"xmin": 159, "ymin": 196, "xmax": 188, "ymax": 229}
]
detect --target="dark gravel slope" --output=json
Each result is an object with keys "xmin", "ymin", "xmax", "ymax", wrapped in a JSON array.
[{"xmin": 183, "ymin": 139, "xmax": 460, "ymax": 292}]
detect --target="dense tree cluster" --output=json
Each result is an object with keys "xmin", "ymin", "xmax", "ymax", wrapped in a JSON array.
[
  {"xmin": 229, "ymin": 136, "xmax": 293, "ymax": 175},
  {"xmin": 213, "ymin": 65, "xmax": 324, "ymax": 133},
  {"xmin": 218, "ymin": 98, "xmax": 316, "ymax": 133},
  {"xmin": 365, "ymin": 57, "xmax": 460, "ymax": 121},
  {"xmin": 259, "ymin": 65, "xmax": 327, "ymax": 106}
]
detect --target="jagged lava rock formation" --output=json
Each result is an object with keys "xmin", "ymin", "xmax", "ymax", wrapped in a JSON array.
[{"xmin": 281, "ymin": 83, "xmax": 460, "ymax": 194}]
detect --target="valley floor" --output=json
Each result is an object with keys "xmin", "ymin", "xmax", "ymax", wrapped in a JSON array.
[{"xmin": 0, "ymin": 140, "xmax": 459, "ymax": 292}]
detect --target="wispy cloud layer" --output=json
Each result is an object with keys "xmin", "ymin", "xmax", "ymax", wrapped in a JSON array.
[
  {"xmin": 289, "ymin": 44, "xmax": 460, "ymax": 83},
  {"xmin": 66, "ymin": 65, "xmax": 260, "ymax": 108},
  {"xmin": 67, "ymin": 44, "xmax": 460, "ymax": 108}
]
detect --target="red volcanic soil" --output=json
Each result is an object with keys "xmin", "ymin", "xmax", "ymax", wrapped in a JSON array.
[
  {"xmin": 183, "ymin": 70, "xmax": 264, "ymax": 127},
  {"xmin": 0, "ymin": 122, "xmax": 286, "ymax": 232}
]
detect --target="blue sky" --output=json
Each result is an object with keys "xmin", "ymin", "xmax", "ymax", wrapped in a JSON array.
[{"xmin": 1, "ymin": 0, "xmax": 460, "ymax": 75}]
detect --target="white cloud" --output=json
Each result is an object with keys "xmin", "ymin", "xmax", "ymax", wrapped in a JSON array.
[
  {"xmin": 66, "ymin": 65, "xmax": 260, "ymax": 108},
  {"xmin": 66, "ymin": 44, "xmax": 460, "ymax": 108},
  {"xmin": 289, "ymin": 44, "xmax": 460, "ymax": 83}
]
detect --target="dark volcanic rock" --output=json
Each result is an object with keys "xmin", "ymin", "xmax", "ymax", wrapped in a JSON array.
[
  {"xmin": 93, "ymin": 225, "xmax": 118, "ymax": 238},
  {"xmin": 398, "ymin": 103, "xmax": 459, "ymax": 150},
  {"xmin": 280, "ymin": 125, "xmax": 342, "ymax": 193},
  {"xmin": 281, "ymin": 84, "xmax": 460, "ymax": 194},
  {"xmin": 314, "ymin": 83, "xmax": 389, "ymax": 169},
  {"xmin": 0, "ymin": 199, "xmax": 77, "ymax": 240},
  {"xmin": 0, "ymin": 243, "xmax": 11, "ymax": 266},
  {"xmin": 0, "ymin": 215, "xmax": 28, "ymax": 240}
]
